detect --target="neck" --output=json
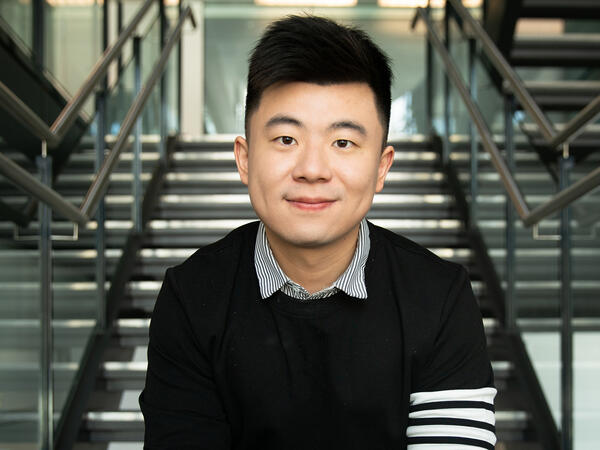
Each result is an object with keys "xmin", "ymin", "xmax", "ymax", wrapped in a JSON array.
[{"xmin": 266, "ymin": 225, "xmax": 360, "ymax": 294}]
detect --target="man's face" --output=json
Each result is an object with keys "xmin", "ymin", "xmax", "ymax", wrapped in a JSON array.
[{"xmin": 234, "ymin": 81, "xmax": 394, "ymax": 249}]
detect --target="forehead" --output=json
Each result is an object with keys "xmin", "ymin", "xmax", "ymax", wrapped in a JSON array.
[{"xmin": 249, "ymin": 82, "xmax": 383, "ymax": 135}]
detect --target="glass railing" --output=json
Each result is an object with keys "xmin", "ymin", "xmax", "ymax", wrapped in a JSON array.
[
  {"xmin": 0, "ymin": 2, "xmax": 188, "ymax": 447},
  {"xmin": 425, "ymin": 3, "xmax": 600, "ymax": 449},
  {"xmin": 0, "ymin": 0, "xmax": 32, "ymax": 50},
  {"xmin": 569, "ymin": 179, "xmax": 600, "ymax": 450},
  {"xmin": 44, "ymin": 0, "xmax": 104, "ymax": 117},
  {"xmin": 0, "ymin": 210, "xmax": 41, "ymax": 449}
]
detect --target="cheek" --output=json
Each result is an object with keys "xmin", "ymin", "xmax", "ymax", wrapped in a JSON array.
[
  {"xmin": 337, "ymin": 157, "xmax": 380, "ymax": 193},
  {"xmin": 247, "ymin": 154, "xmax": 287, "ymax": 199}
]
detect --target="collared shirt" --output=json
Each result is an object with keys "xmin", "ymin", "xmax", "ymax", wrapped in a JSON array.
[{"xmin": 254, "ymin": 218, "xmax": 370, "ymax": 300}]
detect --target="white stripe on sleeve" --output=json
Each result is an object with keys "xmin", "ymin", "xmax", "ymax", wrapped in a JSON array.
[{"xmin": 407, "ymin": 387, "xmax": 497, "ymax": 449}]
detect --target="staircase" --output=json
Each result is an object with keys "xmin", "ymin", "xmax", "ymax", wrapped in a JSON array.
[
  {"xmin": 484, "ymin": 0, "xmax": 600, "ymax": 319},
  {"xmin": 0, "ymin": 138, "xmax": 157, "ymax": 449},
  {"xmin": 66, "ymin": 137, "xmax": 550, "ymax": 449}
]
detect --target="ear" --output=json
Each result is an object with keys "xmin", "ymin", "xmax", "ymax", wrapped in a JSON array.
[
  {"xmin": 375, "ymin": 145, "xmax": 394, "ymax": 193},
  {"xmin": 234, "ymin": 136, "xmax": 249, "ymax": 186}
]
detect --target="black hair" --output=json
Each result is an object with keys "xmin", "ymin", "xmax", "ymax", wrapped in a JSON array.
[{"xmin": 245, "ymin": 15, "xmax": 393, "ymax": 143}]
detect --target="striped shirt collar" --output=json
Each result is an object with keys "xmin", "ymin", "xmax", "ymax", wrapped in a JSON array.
[{"xmin": 254, "ymin": 218, "xmax": 370, "ymax": 300}]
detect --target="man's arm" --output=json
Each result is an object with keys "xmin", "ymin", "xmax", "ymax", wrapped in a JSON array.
[
  {"xmin": 407, "ymin": 266, "xmax": 497, "ymax": 449},
  {"xmin": 140, "ymin": 267, "xmax": 231, "ymax": 449}
]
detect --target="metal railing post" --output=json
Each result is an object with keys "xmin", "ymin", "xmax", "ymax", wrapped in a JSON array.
[
  {"xmin": 95, "ymin": 92, "xmax": 107, "ymax": 329},
  {"xmin": 442, "ymin": 3, "xmax": 451, "ymax": 163},
  {"xmin": 425, "ymin": 5, "xmax": 433, "ymax": 134},
  {"xmin": 37, "ymin": 149, "xmax": 53, "ymax": 450},
  {"xmin": 560, "ymin": 148, "xmax": 574, "ymax": 450},
  {"xmin": 133, "ymin": 36, "xmax": 143, "ymax": 233},
  {"xmin": 177, "ymin": 0, "xmax": 183, "ymax": 134},
  {"xmin": 32, "ymin": 0, "xmax": 44, "ymax": 68},
  {"xmin": 118, "ymin": 1, "xmax": 124, "ymax": 75},
  {"xmin": 468, "ymin": 37, "xmax": 478, "ymax": 224},
  {"xmin": 504, "ymin": 95, "xmax": 516, "ymax": 330},
  {"xmin": 159, "ymin": 0, "xmax": 168, "ymax": 161}
]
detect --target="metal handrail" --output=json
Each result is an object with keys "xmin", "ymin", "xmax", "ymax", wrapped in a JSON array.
[
  {"xmin": 447, "ymin": 0, "xmax": 600, "ymax": 151},
  {"xmin": 81, "ymin": 6, "xmax": 196, "ymax": 218},
  {"xmin": 0, "ymin": 6, "xmax": 196, "ymax": 226},
  {"xmin": 549, "ymin": 95, "xmax": 600, "ymax": 148},
  {"xmin": 0, "ymin": 81, "xmax": 56, "ymax": 142},
  {"xmin": 0, "ymin": 0, "xmax": 154, "ymax": 148},
  {"xmin": 413, "ymin": 7, "xmax": 600, "ymax": 227},
  {"xmin": 0, "ymin": 150, "xmax": 88, "ymax": 224}
]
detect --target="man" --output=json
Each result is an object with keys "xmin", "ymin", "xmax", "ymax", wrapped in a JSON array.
[{"xmin": 140, "ymin": 15, "xmax": 496, "ymax": 449}]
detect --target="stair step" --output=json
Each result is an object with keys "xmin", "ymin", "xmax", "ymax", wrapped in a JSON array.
[
  {"xmin": 517, "ymin": 81, "xmax": 600, "ymax": 110},
  {"xmin": 511, "ymin": 34, "xmax": 600, "ymax": 67},
  {"xmin": 520, "ymin": 0, "xmax": 600, "ymax": 19}
]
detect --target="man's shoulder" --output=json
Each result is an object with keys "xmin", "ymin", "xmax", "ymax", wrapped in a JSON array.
[
  {"xmin": 171, "ymin": 221, "xmax": 259, "ymax": 279},
  {"xmin": 368, "ymin": 220, "xmax": 459, "ymax": 274}
]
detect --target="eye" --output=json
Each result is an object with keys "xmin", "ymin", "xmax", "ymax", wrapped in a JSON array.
[
  {"xmin": 334, "ymin": 139, "xmax": 354, "ymax": 149},
  {"xmin": 276, "ymin": 136, "xmax": 297, "ymax": 146}
]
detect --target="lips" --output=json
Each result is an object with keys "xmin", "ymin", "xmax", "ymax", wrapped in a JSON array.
[{"xmin": 286, "ymin": 197, "xmax": 336, "ymax": 211}]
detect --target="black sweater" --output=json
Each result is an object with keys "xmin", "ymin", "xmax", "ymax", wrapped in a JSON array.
[{"xmin": 140, "ymin": 221, "xmax": 495, "ymax": 449}]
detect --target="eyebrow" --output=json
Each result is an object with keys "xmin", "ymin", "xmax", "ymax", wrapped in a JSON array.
[
  {"xmin": 328, "ymin": 121, "xmax": 367, "ymax": 136},
  {"xmin": 265, "ymin": 115, "xmax": 304, "ymax": 129},
  {"xmin": 265, "ymin": 115, "xmax": 367, "ymax": 137}
]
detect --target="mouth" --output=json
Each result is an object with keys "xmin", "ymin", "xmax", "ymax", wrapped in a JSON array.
[{"xmin": 286, "ymin": 197, "xmax": 336, "ymax": 211}]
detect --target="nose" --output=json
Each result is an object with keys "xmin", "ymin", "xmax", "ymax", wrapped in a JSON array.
[{"xmin": 291, "ymin": 142, "xmax": 332, "ymax": 183}]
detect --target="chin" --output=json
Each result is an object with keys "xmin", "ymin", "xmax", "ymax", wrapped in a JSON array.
[{"xmin": 264, "ymin": 221, "xmax": 332, "ymax": 247}]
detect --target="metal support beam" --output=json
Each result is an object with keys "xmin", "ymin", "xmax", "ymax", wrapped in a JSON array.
[
  {"xmin": 32, "ymin": 0, "xmax": 44, "ymax": 67},
  {"xmin": 504, "ymin": 96, "xmax": 516, "ymax": 330},
  {"xmin": 442, "ymin": 3, "xmax": 451, "ymax": 163},
  {"xmin": 177, "ymin": 1, "xmax": 183, "ymax": 133},
  {"xmin": 425, "ymin": 6, "xmax": 433, "ymax": 134},
  {"xmin": 468, "ymin": 37, "xmax": 478, "ymax": 225},
  {"xmin": 118, "ymin": 1, "xmax": 124, "ymax": 75},
  {"xmin": 95, "ymin": 93, "xmax": 107, "ymax": 329},
  {"xmin": 133, "ymin": 36, "xmax": 143, "ymax": 233},
  {"xmin": 37, "ymin": 154, "xmax": 53, "ymax": 450},
  {"xmin": 560, "ymin": 152, "xmax": 574, "ymax": 450},
  {"xmin": 160, "ymin": 0, "xmax": 168, "ymax": 161}
]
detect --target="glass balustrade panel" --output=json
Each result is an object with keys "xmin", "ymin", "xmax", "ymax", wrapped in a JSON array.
[
  {"xmin": 0, "ymin": 2, "xmax": 32, "ymax": 53},
  {"xmin": 44, "ymin": 0, "xmax": 103, "ymax": 117},
  {"xmin": 569, "ymin": 143, "xmax": 600, "ymax": 450},
  {"xmin": 0, "ymin": 169, "xmax": 41, "ymax": 449}
]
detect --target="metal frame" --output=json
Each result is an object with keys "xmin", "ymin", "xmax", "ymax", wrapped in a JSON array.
[
  {"xmin": 559, "ymin": 153, "xmax": 574, "ymax": 450},
  {"xmin": 504, "ymin": 95, "xmax": 516, "ymax": 330},
  {"xmin": 133, "ymin": 36, "xmax": 143, "ymax": 233},
  {"xmin": 1, "ymin": 8, "xmax": 195, "ymax": 448},
  {"xmin": 0, "ymin": 6, "xmax": 197, "ymax": 227},
  {"xmin": 95, "ymin": 91, "xmax": 107, "ymax": 330},
  {"xmin": 32, "ymin": 0, "xmax": 44, "ymax": 68},
  {"xmin": 447, "ymin": 0, "xmax": 600, "ymax": 152},
  {"xmin": 421, "ymin": 5, "xmax": 588, "ymax": 449},
  {"xmin": 37, "ymin": 154, "xmax": 53, "ymax": 450},
  {"xmin": 80, "ymin": 6, "xmax": 196, "ymax": 218},
  {"xmin": 412, "ymin": 8, "xmax": 600, "ymax": 228},
  {"xmin": 437, "ymin": 137, "xmax": 561, "ymax": 450},
  {"xmin": 0, "ymin": 0, "xmax": 155, "ymax": 148},
  {"xmin": 53, "ymin": 136, "xmax": 178, "ymax": 450}
]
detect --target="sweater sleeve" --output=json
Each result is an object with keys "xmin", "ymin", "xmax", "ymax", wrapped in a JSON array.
[
  {"xmin": 139, "ymin": 267, "xmax": 232, "ymax": 449},
  {"xmin": 407, "ymin": 266, "xmax": 497, "ymax": 449}
]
